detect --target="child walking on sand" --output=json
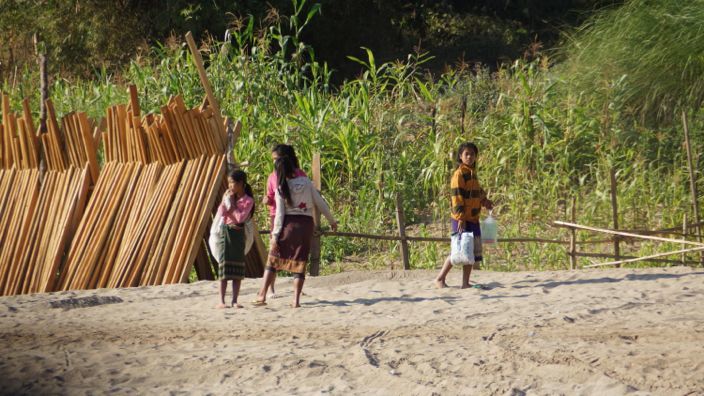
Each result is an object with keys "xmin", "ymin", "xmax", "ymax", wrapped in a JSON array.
[
  {"xmin": 262, "ymin": 144, "xmax": 307, "ymax": 298},
  {"xmin": 254, "ymin": 155, "xmax": 337, "ymax": 308},
  {"xmin": 436, "ymin": 142, "xmax": 493, "ymax": 289},
  {"xmin": 216, "ymin": 170, "xmax": 255, "ymax": 308}
]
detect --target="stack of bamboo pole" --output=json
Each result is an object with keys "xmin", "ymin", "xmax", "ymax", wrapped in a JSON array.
[
  {"xmin": 103, "ymin": 93, "xmax": 226, "ymax": 164},
  {"xmin": 0, "ymin": 94, "xmax": 99, "ymax": 179},
  {"xmin": 57, "ymin": 86, "xmax": 242, "ymax": 291},
  {"xmin": 42, "ymin": 101, "xmax": 100, "ymax": 183},
  {"xmin": 0, "ymin": 169, "xmax": 40, "ymax": 295},
  {"xmin": 58, "ymin": 156, "xmax": 226, "ymax": 291},
  {"xmin": 1, "ymin": 82, "xmax": 263, "ymax": 295},
  {"xmin": 0, "ymin": 93, "xmax": 95, "ymax": 296},
  {"xmin": 4, "ymin": 168, "xmax": 90, "ymax": 295},
  {"xmin": 1, "ymin": 95, "xmax": 39, "ymax": 170}
]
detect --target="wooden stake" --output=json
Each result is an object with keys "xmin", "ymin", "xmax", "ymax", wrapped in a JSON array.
[
  {"xmin": 609, "ymin": 168, "xmax": 620, "ymax": 266},
  {"xmin": 683, "ymin": 213, "xmax": 688, "ymax": 266},
  {"xmin": 309, "ymin": 152, "xmax": 322, "ymax": 276},
  {"xmin": 682, "ymin": 111, "xmax": 703, "ymax": 264},
  {"xmin": 569, "ymin": 196, "xmax": 577, "ymax": 270},
  {"xmin": 395, "ymin": 192, "xmax": 410, "ymax": 270}
]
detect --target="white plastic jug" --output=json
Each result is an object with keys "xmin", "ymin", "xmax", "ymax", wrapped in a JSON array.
[{"xmin": 480, "ymin": 210, "xmax": 498, "ymax": 244}]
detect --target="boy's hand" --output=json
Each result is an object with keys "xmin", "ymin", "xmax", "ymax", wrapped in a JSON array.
[
  {"xmin": 330, "ymin": 221, "xmax": 338, "ymax": 232},
  {"xmin": 483, "ymin": 199, "xmax": 493, "ymax": 210}
]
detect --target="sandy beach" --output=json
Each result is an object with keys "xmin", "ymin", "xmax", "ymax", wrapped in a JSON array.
[{"xmin": 1, "ymin": 266, "xmax": 703, "ymax": 395}]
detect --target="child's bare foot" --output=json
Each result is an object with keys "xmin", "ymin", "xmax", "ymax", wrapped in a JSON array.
[
  {"xmin": 232, "ymin": 303, "xmax": 244, "ymax": 308},
  {"xmin": 291, "ymin": 303, "xmax": 301, "ymax": 308},
  {"xmin": 269, "ymin": 293, "xmax": 279, "ymax": 299},
  {"xmin": 461, "ymin": 284, "xmax": 471, "ymax": 289},
  {"xmin": 435, "ymin": 279, "xmax": 448, "ymax": 289},
  {"xmin": 216, "ymin": 303, "xmax": 228, "ymax": 309}
]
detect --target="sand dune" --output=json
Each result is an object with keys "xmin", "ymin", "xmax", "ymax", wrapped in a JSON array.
[{"xmin": 1, "ymin": 266, "xmax": 703, "ymax": 395}]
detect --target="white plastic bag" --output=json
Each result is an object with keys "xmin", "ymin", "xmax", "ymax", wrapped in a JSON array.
[
  {"xmin": 480, "ymin": 210, "xmax": 498, "ymax": 244},
  {"xmin": 450, "ymin": 231, "xmax": 475, "ymax": 266},
  {"xmin": 243, "ymin": 218, "xmax": 254, "ymax": 255},
  {"xmin": 208, "ymin": 213, "xmax": 224, "ymax": 264}
]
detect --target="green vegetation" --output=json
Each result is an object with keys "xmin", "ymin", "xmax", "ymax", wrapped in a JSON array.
[{"xmin": 2, "ymin": 0, "xmax": 702, "ymax": 272}]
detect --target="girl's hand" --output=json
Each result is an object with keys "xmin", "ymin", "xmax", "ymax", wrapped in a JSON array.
[
  {"xmin": 483, "ymin": 199, "xmax": 493, "ymax": 210},
  {"xmin": 330, "ymin": 221, "xmax": 338, "ymax": 232},
  {"xmin": 458, "ymin": 220, "xmax": 466, "ymax": 232}
]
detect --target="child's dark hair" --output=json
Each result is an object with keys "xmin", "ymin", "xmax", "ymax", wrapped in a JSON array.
[
  {"xmin": 228, "ymin": 169, "xmax": 255, "ymax": 216},
  {"xmin": 271, "ymin": 143, "xmax": 300, "ymax": 169},
  {"xmin": 456, "ymin": 142, "xmax": 479, "ymax": 164},
  {"xmin": 274, "ymin": 155, "xmax": 296, "ymax": 206}
]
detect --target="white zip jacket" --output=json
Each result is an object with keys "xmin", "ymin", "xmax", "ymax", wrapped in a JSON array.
[{"xmin": 272, "ymin": 176, "xmax": 335, "ymax": 239}]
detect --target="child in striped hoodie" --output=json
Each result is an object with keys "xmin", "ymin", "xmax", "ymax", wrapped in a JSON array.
[{"xmin": 436, "ymin": 142, "xmax": 493, "ymax": 289}]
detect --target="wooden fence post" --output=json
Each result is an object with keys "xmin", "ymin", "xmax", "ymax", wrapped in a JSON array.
[
  {"xmin": 682, "ymin": 111, "xmax": 703, "ymax": 264},
  {"xmin": 34, "ymin": 33, "xmax": 48, "ymax": 181},
  {"xmin": 570, "ymin": 196, "xmax": 577, "ymax": 270},
  {"xmin": 683, "ymin": 213, "xmax": 688, "ymax": 266},
  {"xmin": 309, "ymin": 152, "xmax": 322, "ymax": 276},
  {"xmin": 395, "ymin": 192, "xmax": 410, "ymax": 270},
  {"xmin": 610, "ymin": 168, "xmax": 620, "ymax": 266}
]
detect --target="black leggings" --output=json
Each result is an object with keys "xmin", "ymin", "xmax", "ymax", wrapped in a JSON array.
[{"xmin": 266, "ymin": 266, "xmax": 305, "ymax": 280}]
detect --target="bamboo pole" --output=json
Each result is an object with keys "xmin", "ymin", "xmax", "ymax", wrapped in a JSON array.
[
  {"xmin": 585, "ymin": 246, "xmax": 704, "ymax": 268},
  {"xmin": 553, "ymin": 221, "xmax": 704, "ymax": 246},
  {"xmin": 1, "ymin": 94, "xmax": 13, "ymax": 168},
  {"xmin": 128, "ymin": 84, "xmax": 140, "ymax": 117},
  {"xmin": 185, "ymin": 31, "xmax": 226, "ymax": 139},
  {"xmin": 77, "ymin": 112, "xmax": 99, "ymax": 183}
]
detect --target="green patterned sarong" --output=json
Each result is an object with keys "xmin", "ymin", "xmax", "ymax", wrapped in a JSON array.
[{"xmin": 219, "ymin": 224, "xmax": 246, "ymax": 280}]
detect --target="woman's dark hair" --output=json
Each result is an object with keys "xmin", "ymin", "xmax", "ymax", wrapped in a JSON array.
[
  {"xmin": 275, "ymin": 155, "xmax": 296, "ymax": 206},
  {"xmin": 271, "ymin": 143, "xmax": 300, "ymax": 169},
  {"xmin": 228, "ymin": 169, "xmax": 255, "ymax": 216},
  {"xmin": 456, "ymin": 142, "xmax": 479, "ymax": 164}
]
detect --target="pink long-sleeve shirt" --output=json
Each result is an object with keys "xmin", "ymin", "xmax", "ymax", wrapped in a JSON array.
[
  {"xmin": 265, "ymin": 168, "xmax": 307, "ymax": 216},
  {"xmin": 218, "ymin": 194, "xmax": 254, "ymax": 225}
]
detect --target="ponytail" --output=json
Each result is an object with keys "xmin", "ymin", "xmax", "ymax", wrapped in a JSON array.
[{"xmin": 275, "ymin": 156, "xmax": 295, "ymax": 206}]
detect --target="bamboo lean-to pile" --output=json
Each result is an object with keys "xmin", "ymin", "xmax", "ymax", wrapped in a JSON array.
[
  {"xmin": 1, "ymin": 81, "xmax": 265, "ymax": 295},
  {"xmin": 56, "ymin": 88, "xmax": 259, "ymax": 291},
  {"xmin": 0, "ymin": 93, "xmax": 95, "ymax": 296},
  {"xmin": 58, "ymin": 156, "xmax": 225, "ymax": 290}
]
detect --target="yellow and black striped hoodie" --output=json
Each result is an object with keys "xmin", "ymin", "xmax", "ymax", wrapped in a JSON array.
[{"xmin": 450, "ymin": 163, "xmax": 486, "ymax": 223}]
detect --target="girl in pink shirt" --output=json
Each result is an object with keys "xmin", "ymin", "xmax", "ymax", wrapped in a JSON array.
[
  {"xmin": 261, "ymin": 144, "xmax": 306, "ymax": 298},
  {"xmin": 264, "ymin": 144, "xmax": 307, "ymax": 227},
  {"xmin": 216, "ymin": 170, "xmax": 254, "ymax": 308}
]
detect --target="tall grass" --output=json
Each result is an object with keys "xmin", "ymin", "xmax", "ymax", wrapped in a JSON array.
[
  {"xmin": 2, "ymin": 0, "xmax": 701, "ymax": 272},
  {"xmin": 558, "ymin": 0, "xmax": 704, "ymax": 123}
]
